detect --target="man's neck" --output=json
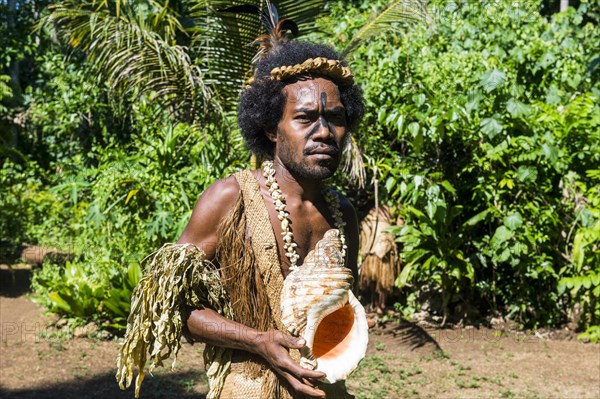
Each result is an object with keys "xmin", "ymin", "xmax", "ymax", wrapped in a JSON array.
[{"xmin": 272, "ymin": 158, "xmax": 324, "ymax": 203}]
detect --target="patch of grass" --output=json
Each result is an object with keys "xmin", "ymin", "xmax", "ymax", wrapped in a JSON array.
[
  {"xmin": 434, "ymin": 350, "xmax": 450, "ymax": 360},
  {"xmin": 491, "ymin": 376, "xmax": 504, "ymax": 386},
  {"xmin": 351, "ymin": 355, "xmax": 413, "ymax": 399},
  {"xmin": 398, "ymin": 366, "xmax": 422, "ymax": 379},
  {"xmin": 180, "ymin": 378, "xmax": 195, "ymax": 392},
  {"xmin": 422, "ymin": 349, "xmax": 450, "ymax": 362},
  {"xmin": 375, "ymin": 341, "xmax": 386, "ymax": 351},
  {"xmin": 450, "ymin": 360, "xmax": 471, "ymax": 377},
  {"xmin": 468, "ymin": 380, "xmax": 481, "ymax": 388},
  {"xmin": 48, "ymin": 338, "xmax": 66, "ymax": 352}
]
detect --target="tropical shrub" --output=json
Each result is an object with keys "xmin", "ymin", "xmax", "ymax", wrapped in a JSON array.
[{"xmin": 317, "ymin": 0, "xmax": 600, "ymax": 338}]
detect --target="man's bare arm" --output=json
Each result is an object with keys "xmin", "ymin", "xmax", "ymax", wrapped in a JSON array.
[{"xmin": 176, "ymin": 176, "xmax": 327, "ymax": 398}]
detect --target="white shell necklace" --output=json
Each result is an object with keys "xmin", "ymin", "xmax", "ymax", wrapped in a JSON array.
[{"xmin": 262, "ymin": 160, "xmax": 347, "ymax": 271}]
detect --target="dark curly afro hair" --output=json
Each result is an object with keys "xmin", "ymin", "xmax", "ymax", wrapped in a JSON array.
[{"xmin": 238, "ymin": 41, "xmax": 364, "ymax": 158}]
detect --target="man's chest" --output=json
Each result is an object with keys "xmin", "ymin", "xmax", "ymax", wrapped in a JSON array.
[{"xmin": 262, "ymin": 195, "xmax": 337, "ymax": 274}]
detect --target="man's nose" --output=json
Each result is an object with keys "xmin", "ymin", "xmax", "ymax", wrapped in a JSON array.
[{"xmin": 313, "ymin": 116, "xmax": 333, "ymax": 140}]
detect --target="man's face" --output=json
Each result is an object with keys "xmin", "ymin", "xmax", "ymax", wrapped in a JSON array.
[{"xmin": 272, "ymin": 76, "xmax": 348, "ymax": 180}]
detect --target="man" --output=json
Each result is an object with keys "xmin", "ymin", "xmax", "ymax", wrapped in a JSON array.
[{"xmin": 117, "ymin": 40, "xmax": 364, "ymax": 399}]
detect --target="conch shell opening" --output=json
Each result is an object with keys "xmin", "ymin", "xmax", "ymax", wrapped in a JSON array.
[{"xmin": 281, "ymin": 229, "xmax": 369, "ymax": 384}]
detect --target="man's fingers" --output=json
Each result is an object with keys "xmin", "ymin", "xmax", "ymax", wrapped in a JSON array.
[
  {"xmin": 280, "ymin": 334, "xmax": 306, "ymax": 349},
  {"xmin": 276, "ymin": 355, "xmax": 326, "ymax": 381},
  {"xmin": 280, "ymin": 370, "xmax": 326, "ymax": 398},
  {"xmin": 294, "ymin": 365, "xmax": 326, "ymax": 380}
]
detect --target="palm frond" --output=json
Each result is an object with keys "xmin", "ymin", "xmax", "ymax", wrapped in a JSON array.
[
  {"xmin": 43, "ymin": 1, "xmax": 210, "ymax": 121},
  {"xmin": 343, "ymin": 0, "xmax": 429, "ymax": 56},
  {"xmin": 189, "ymin": 0, "xmax": 325, "ymax": 106}
]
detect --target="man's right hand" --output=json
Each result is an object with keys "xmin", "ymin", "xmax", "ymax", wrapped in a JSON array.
[
  {"xmin": 256, "ymin": 330, "xmax": 327, "ymax": 398},
  {"xmin": 187, "ymin": 309, "xmax": 327, "ymax": 398}
]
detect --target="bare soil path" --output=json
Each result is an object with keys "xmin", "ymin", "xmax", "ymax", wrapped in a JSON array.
[{"xmin": 1, "ymin": 266, "xmax": 599, "ymax": 399}]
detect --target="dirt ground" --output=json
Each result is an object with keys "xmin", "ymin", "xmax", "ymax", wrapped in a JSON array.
[{"xmin": 1, "ymin": 266, "xmax": 599, "ymax": 399}]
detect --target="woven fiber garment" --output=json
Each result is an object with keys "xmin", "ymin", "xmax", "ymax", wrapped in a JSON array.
[{"xmin": 218, "ymin": 170, "xmax": 353, "ymax": 398}]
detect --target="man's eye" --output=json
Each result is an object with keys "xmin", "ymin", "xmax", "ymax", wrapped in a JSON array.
[{"xmin": 329, "ymin": 114, "xmax": 346, "ymax": 124}]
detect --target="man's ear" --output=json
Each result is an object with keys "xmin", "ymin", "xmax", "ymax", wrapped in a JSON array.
[{"xmin": 265, "ymin": 129, "xmax": 277, "ymax": 143}]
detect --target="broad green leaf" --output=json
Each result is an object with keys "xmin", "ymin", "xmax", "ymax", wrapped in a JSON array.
[
  {"xmin": 385, "ymin": 176, "xmax": 396, "ymax": 192},
  {"xmin": 499, "ymin": 178, "xmax": 515, "ymax": 189},
  {"xmin": 465, "ymin": 90, "xmax": 483, "ymax": 113},
  {"xmin": 127, "ymin": 263, "xmax": 142, "ymax": 288},
  {"xmin": 396, "ymin": 263, "xmax": 413, "ymax": 287},
  {"xmin": 506, "ymin": 98, "xmax": 531, "ymax": 117},
  {"xmin": 426, "ymin": 201, "xmax": 437, "ymax": 220},
  {"xmin": 516, "ymin": 166, "xmax": 538, "ymax": 182},
  {"xmin": 503, "ymin": 212, "xmax": 523, "ymax": 230},
  {"xmin": 451, "ymin": 267, "xmax": 461, "ymax": 279},
  {"xmin": 408, "ymin": 122, "xmax": 420, "ymax": 137},
  {"xmin": 413, "ymin": 93, "xmax": 427, "ymax": 107},
  {"xmin": 497, "ymin": 247, "xmax": 512, "ymax": 263},
  {"xmin": 591, "ymin": 273, "xmax": 600, "ymax": 287},
  {"xmin": 545, "ymin": 85, "xmax": 561, "ymax": 104},
  {"xmin": 49, "ymin": 292, "xmax": 73, "ymax": 313},
  {"xmin": 491, "ymin": 226, "xmax": 513, "ymax": 246},
  {"xmin": 582, "ymin": 277, "xmax": 592, "ymax": 289},
  {"xmin": 464, "ymin": 209, "xmax": 490, "ymax": 226},
  {"xmin": 396, "ymin": 114, "xmax": 405, "ymax": 133},
  {"xmin": 422, "ymin": 256, "xmax": 434, "ymax": 270},
  {"xmin": 480, "ymin": 68, "xmax": 506, "ymax": 93},
  {"xmin": 440, "ymin": 180, "xmax": 456, "ymax": 195},
  {"xmin": 580, "ymin": 209, "xmax": 595, "ymax": 228},
  {"xmin": 480, "ymin": 116, "xmax": 504, "ymax": 138},
  {"xmin": 542, "ymin": 143, "xmax": 559, "ymax": 164}
]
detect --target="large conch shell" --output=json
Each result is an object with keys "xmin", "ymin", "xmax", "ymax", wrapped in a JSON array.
[{"xmin": 281, "ymin": 229, "xmax": 368, "ymax": 383}]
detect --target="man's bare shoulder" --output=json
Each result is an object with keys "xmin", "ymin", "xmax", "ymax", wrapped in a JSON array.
[
  {"xmin": 200, "ymin": 175, "xmax": 241, "ymax": 207},
  {"xmin": 177, "ymin": 175, "xmax": 241, "ymax": 251}
]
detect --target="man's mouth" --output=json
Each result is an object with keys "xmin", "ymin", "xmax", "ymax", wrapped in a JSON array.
[{"xmin": 305, "ymin": 145, "xmax": 339, "ymax": 157}]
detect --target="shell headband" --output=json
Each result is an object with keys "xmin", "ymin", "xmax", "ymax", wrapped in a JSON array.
[
  {"xmin": 246, "ymin": 57, "xmax": 354, "ymax": 86},
  {"xmin": 270, "ymin": 57, "xmax": 354, "ymax": 85}
]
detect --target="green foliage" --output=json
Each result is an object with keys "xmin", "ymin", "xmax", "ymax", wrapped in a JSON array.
[
  {"xmin": 342, "ymin": 0, "xmax": 428, "ymax": 56},
  {"xmin": 0, "ymin": 160, "xmax": 47, "ymax": 250},
  {"xmin": 31, "ymin": 258, "xmax": 141, "ymax": 328},
  {"xmin": 389, "ymin": 177, "xmax": 484, "ymax": 323},
  {"xmin": 317, "ymin": 0, "xmax": 600, "ymax": 331},
  {"xmin": 558, "ymin": 169, "xmax": 600, "ymax": 341},
  {"xmin": 25, "ymin": 108, "xmax": 247, "ymax": 324},
  {"xmin": 2, "ymin": 1, "xmax": 249, "ymax": 327},
  {"xmin": 3, "ymin": 0, "xmax": 599, "ymax": 337},
  {"xmin": 33, "ymin": 261, "xmax": 107, "ymax": 318},
  {"xmin": 0, "ymin": 75, "xmax": 12, "ymax": 111},
  {"xmin": 43, "ymin": 0, "xmax": 211, "ymax": 120}
]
